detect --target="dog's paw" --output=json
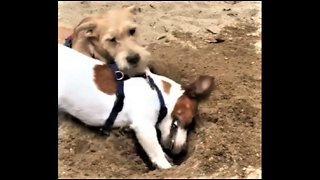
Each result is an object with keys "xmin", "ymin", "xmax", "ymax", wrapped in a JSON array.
[{"xmin": 153, "ymin": 158, "xmax": 172, "ymax": 169}]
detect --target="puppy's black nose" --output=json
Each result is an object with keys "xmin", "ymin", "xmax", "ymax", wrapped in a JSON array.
[{"xmin": 126, "ymin": 53, "xmax": 140, "ymax": 64}]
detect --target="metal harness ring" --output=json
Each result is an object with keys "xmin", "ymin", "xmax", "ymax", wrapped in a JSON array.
[{"xmin": 115, "ymin": 71, "xmax": 124, "ymax": 81}]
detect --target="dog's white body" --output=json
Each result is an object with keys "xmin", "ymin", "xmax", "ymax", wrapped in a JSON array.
[
  {"xmin": 58, "ymin": 44, "xmax": 213, "ymax": 169},
  {"xmin": 59, "ymin": 44, "xmax": 184, "ymax": 168}
]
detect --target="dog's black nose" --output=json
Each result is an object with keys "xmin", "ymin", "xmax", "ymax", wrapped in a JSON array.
[{"xmin": 126, "ymin": 53, "xmax": 140, "ymax": 64}]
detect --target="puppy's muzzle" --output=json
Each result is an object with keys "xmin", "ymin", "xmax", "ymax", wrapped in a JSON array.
[{"xmin": 126, "ymin": 53, "xmax": 140, "ymax": 65}]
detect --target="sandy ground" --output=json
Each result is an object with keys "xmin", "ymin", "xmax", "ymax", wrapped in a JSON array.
[{"xmin": 58, "ymin": 1, "xmax": 261, "ymax": 179}]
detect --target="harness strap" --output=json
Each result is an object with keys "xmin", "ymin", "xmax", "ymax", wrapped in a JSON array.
[
  {"xmin": 147, "ymin": 75, "xmax": 168, "ymax": 125},
  {"xmin": 99, "ymin": 63, "xmax": 125, "ymax": 135},
  {"xmin": 64, "ymin": 35, "xmax": 73, "ymax": 48}
]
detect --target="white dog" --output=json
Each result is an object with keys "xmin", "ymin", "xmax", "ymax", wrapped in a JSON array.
[{"xmin": 58, "ymin": 44, "xmax": 214, "ymax": 169}]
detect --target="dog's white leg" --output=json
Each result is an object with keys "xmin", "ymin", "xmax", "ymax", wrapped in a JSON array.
[{"xmin": 130, "ymin": 122, "xmax": 172, "ymax": 169}]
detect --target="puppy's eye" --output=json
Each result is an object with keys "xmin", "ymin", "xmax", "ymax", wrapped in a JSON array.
[
  {"xmin": 129, "ymin": 28, "xmax": 136, "ymax": 36},
  {"xmin": 108, "ymin": 37, "xmax": 116, "ymax": 42}
]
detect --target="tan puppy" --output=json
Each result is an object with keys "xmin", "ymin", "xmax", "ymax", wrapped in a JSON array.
[{"xmin": 58, "ymin": 5, "xmax": 150, "ymax": 77}]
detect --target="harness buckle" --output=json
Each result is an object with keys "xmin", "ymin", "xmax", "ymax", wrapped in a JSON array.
[{"xmin": 115, "ymin": 71, "xmax": 124, "ymax": 81}]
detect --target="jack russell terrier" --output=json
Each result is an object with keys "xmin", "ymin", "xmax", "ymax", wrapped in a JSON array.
[
  {"xmin": 59, "ymin": 5, "xmax": 151, "ymax": 77},
  {"xmin": 58, "ymin": 44, "xmax": 214, "ymax": 169}
]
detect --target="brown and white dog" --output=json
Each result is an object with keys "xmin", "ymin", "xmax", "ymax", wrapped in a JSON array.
[
  {"xmin": 58, "ymin": 44, "xmax": 214, "ymax": 169},
  {"xmin": 58, "ymin": 5, "xmax": 150, "ymax": 77}
]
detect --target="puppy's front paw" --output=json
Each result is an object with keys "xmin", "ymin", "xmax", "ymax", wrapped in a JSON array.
[{"xmin": 153, "ymin": 158, "xmax": 172, "ymax": 169}]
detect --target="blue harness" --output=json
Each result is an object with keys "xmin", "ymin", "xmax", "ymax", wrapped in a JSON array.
[{"xmin": 64, "ymin": 37, "xmax": 167, "ymax": 135}]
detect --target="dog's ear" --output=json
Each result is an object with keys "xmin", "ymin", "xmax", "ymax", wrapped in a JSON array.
[
  {"xmin": 183, "ymin": 75, "xmax": 215, "ymax": 100},
  {"xmin": 123, "ymin": 5, "xmax": 138, "ymax": 14},
  {"xmin": 73, "ymin": 17, "xmax": 97, "ymax": 38}
]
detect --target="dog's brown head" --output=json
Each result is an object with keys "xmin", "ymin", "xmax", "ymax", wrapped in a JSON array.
[
  {"xmin": 158, "ymin": 75, "xmax": 215, "ymax": 155},
  {"xmin": 72, "ymin": 5, "xmax": 150, "ymax": 76}
]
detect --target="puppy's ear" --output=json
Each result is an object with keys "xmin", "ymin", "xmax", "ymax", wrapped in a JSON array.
[
  {"xmin": 73, "ymin": 17, "xmax": 97, "ymax": 38},
  {"xmin": 123, "ymin": 5, "xmax": 138, "ymax": 14},
  {"xmin": 183, "ymin": 75, "xmax": 215, "ymax": 100}
]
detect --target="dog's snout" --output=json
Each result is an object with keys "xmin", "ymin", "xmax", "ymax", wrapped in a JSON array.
[{"xmin": 126, "ymin": 53, "xmax": 140, "ymax": 64}]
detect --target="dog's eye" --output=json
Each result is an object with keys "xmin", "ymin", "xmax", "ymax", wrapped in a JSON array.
[
  {"xmin": 129, "ymin": 28, "xmax": 136, "ymax": 36},
  {"xmin": 172, "ymin": 120, "xmax": 178, "ymax": 129},
  {"xmin": 108, "ymin": 37, "xmax": 116, "ymax": 42}
]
